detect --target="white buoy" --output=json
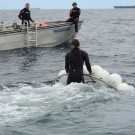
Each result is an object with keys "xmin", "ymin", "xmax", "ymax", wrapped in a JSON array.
[
  {"xmin": 117, "ymin": 83, "xmax": 134, "ymax": 91},
  {"xmin": 92, "ymin": 65, "xmax": 103, "ymax": 75},
  {"xmin": 96, "ymin": 70, "xmax": 111, "ymax": 83},
  {"xmin": 58, "ymin": 70, "xmax": 67, "ymax": 77},
  {"xmin": 58, "ymin": 70, "xmax": 67, "ymax": 84},
  {"xmin": 58, "ymin": 66, "xmax": 134, "ymax": 91},
  {"xmin": 110, "ymin": 73, "xmax": 122, "ymax": 87},
  {"xmin": 92, "ymin": 65, "xmax": 104, "ymax": 79},
  {"xmin": 59, "ymin": 76, "xmax": 68, "ymax": 84}
]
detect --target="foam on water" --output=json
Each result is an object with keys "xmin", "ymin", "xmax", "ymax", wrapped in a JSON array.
[{"xmin": 0, "ymin": 82, "xmax": 121, "ymax": 126}]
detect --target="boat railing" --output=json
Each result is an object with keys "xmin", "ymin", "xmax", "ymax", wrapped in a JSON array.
[
  {"xmin": 0, "ymin": 20, "xmax": 83, "ymax": 35},
  {"xmin": 23, "ymin": 20, "xmax": 38, "ymax": 47}
]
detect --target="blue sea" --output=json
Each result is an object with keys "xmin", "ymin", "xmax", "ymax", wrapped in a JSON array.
[{"xmin": 0, "ymin": 9, "xmax": 135, "ymax": 135}]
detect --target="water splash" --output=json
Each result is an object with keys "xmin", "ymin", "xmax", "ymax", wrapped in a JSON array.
[{"xmin": 0, "ymin": 82, "xmax": 122, "ymax": 126}]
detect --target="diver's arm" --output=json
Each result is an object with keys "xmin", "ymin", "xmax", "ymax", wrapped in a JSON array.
[
  {"xmin": 29, "ymin": 11, "xmax": 34, "ymax": 22},
  {"xmin": 18, "ymin": 10, "xmax": 23, "ymax": 20},
  {"xmin": 70, "ymin": 9, "xmax": 74, "ymax": 18},
  {"xmin": 30, "ymin": 17, "xmax": 34, "ymax": 22},
  {"xmin": 65, "ymin": 53, "xmax": 69, "ymax": 73},
  {"xmin": 84, "ymin": 52, "xmax": 92, "ymax": 74}
]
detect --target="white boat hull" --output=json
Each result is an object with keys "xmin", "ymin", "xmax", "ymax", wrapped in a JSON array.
[{"xmin": 0, "ymin": 21, "xmax": 83, "ymax": 51}]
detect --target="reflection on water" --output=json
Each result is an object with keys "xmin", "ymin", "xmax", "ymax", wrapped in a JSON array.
[{"xmin": 19, "ymin": 50, "xmax": 38, "ymax": 72}]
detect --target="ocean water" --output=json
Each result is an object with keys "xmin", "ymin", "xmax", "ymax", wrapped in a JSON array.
[{"xmin": 0, "ymin": 9, "xmax": 135, "ymax": 135}]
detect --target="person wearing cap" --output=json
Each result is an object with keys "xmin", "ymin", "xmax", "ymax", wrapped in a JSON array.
[
  {"xmin": 66, "ymin": 2, "xmax": 81, "ymax": 37},
  {"xmin": 18, "ymin": 3, "xmax": 34, "ymax": 26},
  {"xmin": 65, "ymin": 39, "xmax": 92, "ymax": 85}
]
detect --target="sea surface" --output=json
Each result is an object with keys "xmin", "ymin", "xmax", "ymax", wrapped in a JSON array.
[{"xmin": 0, "ymin": 9, "xmax": 135, "ymax": 135}]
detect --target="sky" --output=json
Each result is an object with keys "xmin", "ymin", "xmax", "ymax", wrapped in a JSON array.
[{"xmin": 0, "ymin": 0, "xmax": 135, "ymax": 9}]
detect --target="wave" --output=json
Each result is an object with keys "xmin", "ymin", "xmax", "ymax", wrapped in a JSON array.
[{"xmin": 0, "ymin": 82, "xmax": 132, "ymax": 126}]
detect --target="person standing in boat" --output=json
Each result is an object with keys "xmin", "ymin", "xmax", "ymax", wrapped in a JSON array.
[
  {"xmin": 65, "ymin": 39, "xmax": 92, "ymax": 85},
  {"xmin": 66, "ymin": 2, "xmax": 81, "ymax": 37},
  {"xmin": 18, "ymin": 3, "xmax": 34, "ymax": 26}
]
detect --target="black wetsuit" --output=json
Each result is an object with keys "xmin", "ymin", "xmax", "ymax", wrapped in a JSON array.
[
  {"xmin": 66, "ymin": 7, "xmax": 81, "ymax": 32},
  {"xmin": 18, "ymin": 8, "xmax": 33, "ymax": 26},
  {"xmin": 65, "ymin": 48, "xmax": 92, "ymax": 85}
]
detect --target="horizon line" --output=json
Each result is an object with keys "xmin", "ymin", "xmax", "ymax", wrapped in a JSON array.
[{"xmin": 0, "ymin": 7, "xmax": 116, "ymax": 10}]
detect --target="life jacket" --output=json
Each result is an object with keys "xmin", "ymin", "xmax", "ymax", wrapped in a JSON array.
[{"xmin": 36, "ymin": 23, "xmax": 48, "ymax": 27}]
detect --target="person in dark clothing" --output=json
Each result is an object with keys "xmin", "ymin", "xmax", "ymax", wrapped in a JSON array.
[
  {"xmin": 18, "ymin": 3, "xmax": 34, "ymax": 26},
  {"xmin": 65, "ymin": 39, "xmax": 92, "ymax": 85},
  {"xmin": 66, "ymin": 2, "xmax": 81, "ymax": 37}
]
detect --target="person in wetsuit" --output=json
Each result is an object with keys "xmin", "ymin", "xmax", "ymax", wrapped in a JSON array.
[
  {"xmin": 65, "ymin": 39, "xmax": 92, "ymax": 85},
  {"xmin": 66, "ymin": 2, "xmax": 81, "ymax": 37},
  {"xmin": 18, "ymin": 3, "xmax": 34, "ymax": 26}
]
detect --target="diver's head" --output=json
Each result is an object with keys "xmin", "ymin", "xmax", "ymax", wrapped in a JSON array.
[
  {"xmin": 25, "ymin": 3, "xmax": 30, "ymax": 9},
  {"xmin": 70, "ymin": 39, "xmax": 80, "ymax": 49},
  {"xmin": 72, "ymin": 2, "xmax": 77, "ymax": 8}
]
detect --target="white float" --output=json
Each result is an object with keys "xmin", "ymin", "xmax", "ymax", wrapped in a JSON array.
[
  {"xmin": 110, "ymin": 74, "xmax": 122, "ymax": 88},
  {"xmin": 95, "ymin": 70, "xmax": 110, "ymax": 83},
  {"xmin": 58, "ymin": 70, "xmax": 67, "ymax": 77},
  {"xmin": 91, "ymin": 65, "xmax": 103, "ymax": 76},
  {"xmin": 117, "ymin": 83, "xmax": 134, "ymax": 91},
  {"xmin": 58, "ymin": 70, "xmax": 67, "ymax": 85},
  {"xmin": 57, "ymin": 65, "xmax": 134, "ymax": 91}
]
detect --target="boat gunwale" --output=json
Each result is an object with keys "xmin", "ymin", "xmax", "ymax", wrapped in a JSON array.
[{"xmin": 0, "ymin": 21, "xmax": 83, "ymax": 36}]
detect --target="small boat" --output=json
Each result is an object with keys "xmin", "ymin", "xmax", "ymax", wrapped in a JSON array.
[{"xmin": 0, "ymin": 20, "xmax": 83, "ymax": 51}]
